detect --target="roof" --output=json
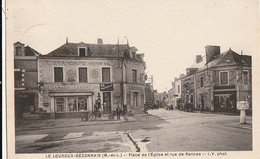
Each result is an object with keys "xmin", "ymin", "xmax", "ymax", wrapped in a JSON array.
[
  {"xmin": 190, "ymin": 56, "xmax": 206, "ymax": 69},
  {"xmin": 25, "ymin": 46, "xmax": 41, "ymax": 56},
  {"xmin": 45, "ymin": 42, "xmax": 130, "ymax": 57},
  {"xmin": 198, "ymin": 49, "xmax": 251, "ymax": 71}
]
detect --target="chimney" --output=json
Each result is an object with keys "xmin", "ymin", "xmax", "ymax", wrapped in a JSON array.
[
  {"xmin": 196, "ymin": 55, "xmax": 202, "ymax": 63},
  {"xmin": 97, "ymin": 38, "xmax": 103, "ymax": 44},
  {"xmin": 205, "ymin": 45, "xmax": 220, "ymax": 63}
]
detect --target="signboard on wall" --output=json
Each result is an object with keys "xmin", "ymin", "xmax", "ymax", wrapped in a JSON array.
[{"xmin": 100, "ymin": 83, "xmax": 114, "ymax": 91}]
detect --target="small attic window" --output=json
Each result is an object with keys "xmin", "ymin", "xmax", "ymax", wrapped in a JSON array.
[
  {"xmin": 132, "ymin": 51, "xmax": 136, "ymax": 59},
  {"xmin": 78, "ymin": 47, "xmax": 87, "ymax": 57}
]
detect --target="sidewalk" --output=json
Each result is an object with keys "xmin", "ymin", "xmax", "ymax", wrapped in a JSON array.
[
  {"xmin": 15, "ymin": 115, "xmax": 136, "ymax": 131},
  {"xmin": 225, "ymin": 118, "xmax": 252, "ymax": 130}
]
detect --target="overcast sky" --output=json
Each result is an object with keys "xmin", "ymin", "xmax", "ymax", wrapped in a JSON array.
[{"xmin": 7, "ymin": 0, "xmax": 258, "ymax": 92}]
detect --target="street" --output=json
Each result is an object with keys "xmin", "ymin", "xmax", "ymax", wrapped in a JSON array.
[{"xmin": 15, "ymin": 109, "xmax": 252, "ymax": 153}]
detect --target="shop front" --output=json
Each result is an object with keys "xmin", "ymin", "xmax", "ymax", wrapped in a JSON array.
[
  {"xmin": 49, "ymin": 92, "xmax": 93, "ymax": 118},
  {"xmin": 213, "ymin": 91, "xmax": 237, "ymax": 112}
]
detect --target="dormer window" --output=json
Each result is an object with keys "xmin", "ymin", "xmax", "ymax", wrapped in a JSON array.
[
  {"xmin": 132, "ymin": 51, "xmax": 136, "ymax": 59},
  {"xmin": 16, "ymin": 47, "xmax": 22, "ymax": 56},
  {"xmin": 78, "ymin": 47, "xmax": 87, "ymax": 57}
]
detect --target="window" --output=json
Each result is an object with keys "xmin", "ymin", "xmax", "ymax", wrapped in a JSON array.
[
  {"xmin": 55, "ymin": 97, "xmax": 88, "ymax": 112},
  {"xmin": 243, "ymin": 71, "xmax": 249, "ymax": 84},
  {"xmin": 132, "ymin": 51, "xmax": 136, "ymax": 59},
  {"xmin": 220, "ymin": 71, "xmax": 228, "ymax": 85},
  {"xmin": 178, "ymin": 85, "xmax": 180, "ymax": 93},
  {"xmin": 56, "ymin": 98, "xmax": 66, "ymax": 112},
  {"xmin": 200, "ymin": 76, "xmax": 204, "ymax": 87},
  {"xmin": 14, "ymin": 71, "xmax": 22, "ymax": 88},
  {"xmin": 132, "ymin": 69, "xmax": 137, "ymax": 83},
  {"xmin": 79, "ymin": 48, "xmax": 86, "ymax": 57},
  {"xmin": 79, "ymin": 68, "xmax": 88, "ymax": 82},
  {"xmin": 16, "ymin": 47, "xmax": 22, "ymax": 56},
  {"xmin": 190, "ymin": 95, "xmax": 193, "ymax": 104},
  {"xmin": 54, "ymin": 67, "xmax": 63, "ymax": 82},
  {"xmin": 102, "ymin": 67, "xmax": 111, "ymax": 82}
]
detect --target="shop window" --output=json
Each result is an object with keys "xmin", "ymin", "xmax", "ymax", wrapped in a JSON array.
[
  {"xmin": 219, "ymin": 71, "xmax": 228, "ymax": 85},
  {"xmin": 67, "ymin": 97, "xmax": 77, "ymax": 111},
  {"xmin": 243, "ymin": 70, "xmax": 249, "ymax": 84},
  {"xmin": 102, "ymin": 67, "xmax": 111, "ymax": 82},
  {"xmin": 54, "ymin": 67, "xmax": 63, "ymax": 82},
  {"xmin": 200, "ymin": 76, "xmax": 204, "ymax": 87},
  {"xmin": 79, "ymin": 68, "xmax": 88, "ymax": 82},
  {"xmin": 56, "ymin": 98, "xmax": 66, "ymax": 112},
  {"xmin": 79, "ymin": 48, "xmax": 87, "ymax": 57},
  {"xmin": 132, "ymin": 69, "xmax": 137, "ymax": 83},
  {"xmin": 78, "ymin": 97, "xmax": 88, "ymax": 111}
]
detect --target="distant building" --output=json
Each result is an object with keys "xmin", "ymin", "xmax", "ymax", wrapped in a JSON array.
[
  {"xmin": 154, "ymin": 91, "xmax": 168, "ymax": 108},
  {"xmin": 14, "ymin": 42, "xmax": 41, "ymax": 119},
  {"xmin": 38, "ymin": 39, "xmax": 147, "ymax": 118},
  {"xmin": 145, "ymin": 83, "xmax": 155, "ymax": 107}
]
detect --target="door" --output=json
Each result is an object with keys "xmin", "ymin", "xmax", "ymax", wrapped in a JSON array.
[
  {"xmin": 103, "ymin": 92, "xmax": 111, "ymax": 114},
  {"xmin": 201, "ymin": 95, "xmax": 204, "ymax": 111},
  {"xmin": 133, "ymin": 92, "xmax": 138, "ymax": 107}
]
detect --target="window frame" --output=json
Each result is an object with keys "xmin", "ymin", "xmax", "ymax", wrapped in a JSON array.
[
  {"xmin": 78, "ymin": 47, "xmax": 88, "ymax": 57},
  {"xmin": 53, "ymin": 67, "xmax": 64, "ymax": 83},
  {"xmin": 200, "ymin": 76, "xmax": 204, "ymax": 87},
  {"xmin": 78, "ymin": 67, "xmax": 88, "ymax": 83},
  {"xmin": 101, "ymin": 67, "xmax": 112, "ymax": 83},
  {"xmin": 242, "ymin": 70, "xmax": 249, "ymax": 84},
  {"xmin": 219, "ymin": 71, "xmax": 229, "ymax": 85},
  {"xmin": 132, "ymin": 69, "xmax": 138, "ymax": 83}
]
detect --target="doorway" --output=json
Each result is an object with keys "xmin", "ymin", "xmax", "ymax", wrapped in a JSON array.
[{"xmin": 103, "ymin": 92, "xmax": 112, "ymax": 114}]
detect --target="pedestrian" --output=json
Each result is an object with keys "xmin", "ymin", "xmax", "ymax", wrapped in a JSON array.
[{"xmin": 116, "ymin": 106, "xmax": 121, "ymax": 120}]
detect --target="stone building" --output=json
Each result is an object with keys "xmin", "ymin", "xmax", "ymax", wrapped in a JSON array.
[
  {"xmin": 38, "ymin": 39, "xmax": 146, "ymax": 118},
  {"xmin": 194, "ymin": 46, "xmax": 252, "ymax": 112},
  {"xmin": 176, "ymin": 45, "xmax": 252, "ymax": 112},
  {"xmin": 14, "ymin": 42, "xmax": 41, "ymax": 119}
]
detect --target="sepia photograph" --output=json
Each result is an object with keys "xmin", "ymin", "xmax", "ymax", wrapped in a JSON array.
[{"xmin": 4, "ymin": 0, "xmax": 260, "ymax": 158}]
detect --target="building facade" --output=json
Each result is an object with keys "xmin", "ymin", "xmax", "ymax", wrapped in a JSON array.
[
  {"xmin": 38, "ymin": 39, "xmax": 146, "ymax": 118},
  {"xmin": 14, "ymin": 42, "xmax": 41, "ymax": 119},
  {"xmin": 174, "ymin": 45, "xmax": 252, "ymax": 112}
]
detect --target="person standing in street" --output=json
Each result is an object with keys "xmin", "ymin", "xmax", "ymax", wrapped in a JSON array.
[{"xmin": 116, "ymin": 106, "xmax": 121, "ymax": 120}]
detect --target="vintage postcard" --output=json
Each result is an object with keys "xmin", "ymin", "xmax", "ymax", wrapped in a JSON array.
[{"xmin": 4, "ymin": 0, "xmax": 260, "ymax": 159}]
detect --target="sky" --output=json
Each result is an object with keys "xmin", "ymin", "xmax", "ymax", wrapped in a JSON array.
[{"xmin": 6, "ymin": 0, "xmax": 259, "ymax": 92}]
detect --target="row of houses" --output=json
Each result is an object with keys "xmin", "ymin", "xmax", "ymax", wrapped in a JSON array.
[
  {"xmin": 14, "ymin": 39, "xmax": 147, "ymax": 119},
  {"xmin": 168, "ymin": 45, "xmax": 252, "ymax": 112}
]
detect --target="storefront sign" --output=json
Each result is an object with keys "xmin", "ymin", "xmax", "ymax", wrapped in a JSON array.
[
  {"xmin": 45, "ymin": 60, "xmax": 115, "ymax": 66},
  {"xmin": 100, "ymin": 83, "xmax": 114, "ymax": 91},
  {"xmin": 48, "ymin": 85, "xmax": 98, "ymax": 91}
]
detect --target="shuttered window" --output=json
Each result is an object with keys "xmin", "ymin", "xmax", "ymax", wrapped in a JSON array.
[
  {"xmin": 79, "ymin": 68, "xmax": 88, "ymax": 82},
  {"xmin": 54, "ymin": 67, "xmax": 63, "ymax": 82},
  {"xmin": 102, "ymin": 68, "xmax": 111, "ymax": 82}
]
